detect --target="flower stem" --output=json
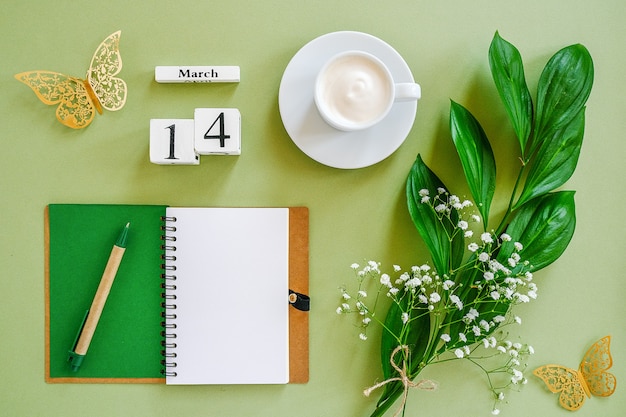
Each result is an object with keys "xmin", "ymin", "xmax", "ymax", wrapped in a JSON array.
[{"xmin": 496, "ymin": 163, "xmax": 526, "ymax": 235}]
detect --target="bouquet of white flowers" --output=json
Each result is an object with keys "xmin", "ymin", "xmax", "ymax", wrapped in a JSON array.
[{"xmin": 338, "ymin": 31, "xmax": 593, "ymax": 416}]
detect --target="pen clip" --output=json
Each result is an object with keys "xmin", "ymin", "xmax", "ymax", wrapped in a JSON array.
[{"xmin": 67, "ymin": 309, "xmax": 89, "ymax": 371}]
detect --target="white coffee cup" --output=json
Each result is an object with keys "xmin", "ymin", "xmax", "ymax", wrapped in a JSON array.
[{"xmin": 314, "ymin": 50, "xmax": 420, "ymax": 131}]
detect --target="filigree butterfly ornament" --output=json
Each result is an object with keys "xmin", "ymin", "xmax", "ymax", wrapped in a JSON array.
[
  {"xmin": 14, "ymin": 31, "xmax": 127, "ymax": 129},
  {"xmin": 533, "ymin": 336, "xmax": 616, "ymax": 411}
]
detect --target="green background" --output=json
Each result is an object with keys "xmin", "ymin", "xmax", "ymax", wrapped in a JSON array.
[{"xmin": 1, "ymin": 1, "xmax": 625, "ymax": 416}]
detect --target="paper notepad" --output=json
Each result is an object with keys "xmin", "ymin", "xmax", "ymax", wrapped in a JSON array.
[
  {"xmin": 44, "ymin": 204, "xmax": 309, "ymax": 384},
  {"xmin": 163, "ymin": 208, "xmax": 289, "ymax": 384}
]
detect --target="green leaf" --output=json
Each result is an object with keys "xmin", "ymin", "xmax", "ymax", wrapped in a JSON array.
[
  {"xmin": 489, "ymin": 31, "xmax": 533, "ymax": 156},
  {"xmin": 406, "ymin": 155, "xmax": 463, "ymax": 276},
  {"xmin": 515, "ymin": 108, "xmax": 585, "ymax": 209},
  {"xmin": 500, "ymin": 191, "xmax": 576, "ymax": 272},
  {"xmin": 532, "ymin": 44, "xmax": 594, "ymax": 156},
  {"xmin": 449, "ymin": 101, "xmax": 497, "ymax": 226}
]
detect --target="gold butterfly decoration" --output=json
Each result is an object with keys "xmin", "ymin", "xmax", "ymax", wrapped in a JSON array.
[
  {"xmin": 533, "ymin": 335, "xmax": 616, "ymax": 411},
  {"xmin": 14, "ymin": 31, "xmax": 127, "ymax": 129}
]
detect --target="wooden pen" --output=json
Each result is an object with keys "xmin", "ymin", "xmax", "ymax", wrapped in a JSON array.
[{"xmin": 68, "ymin": 222, "xmax": 130, "ymax": 372}]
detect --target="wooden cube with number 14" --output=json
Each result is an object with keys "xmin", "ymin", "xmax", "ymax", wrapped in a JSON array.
[{"xmin": 194, "ymin": 108, "xmax": 241, "ymax": 155}]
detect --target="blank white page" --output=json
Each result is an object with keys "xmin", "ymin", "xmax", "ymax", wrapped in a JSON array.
[{"xmin": 164, "ymin": 207, "xmax": 290, "ymax": 384}]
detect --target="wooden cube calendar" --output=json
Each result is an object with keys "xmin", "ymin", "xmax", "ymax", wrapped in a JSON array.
[
  {"xmin": 150, "ymin": 119, "xmax": 199, "ymax": 165},
  {"xmin": 194, "ymin": 108, "xmax": 241, "ymax": 155}
]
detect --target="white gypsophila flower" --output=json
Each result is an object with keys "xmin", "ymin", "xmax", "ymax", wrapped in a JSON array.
[
  {"xmin": 393, "ymin": 264, "xmax": 401, "ymax": 272},
  {"xmin": 478, "ymin": 252, "xmax": 490, "ymax": 262},
  {"xmin": 342, "ymin": 292, "xmax": 351, "ymax": 300},
  {"xmin": 484, "ymin": 271, "xmax": 494, "ymax": 281},
  {"xmin": 503, "ymin": 288, "xmax": 514, "ymax": 300},
  {"xmin": 492, "ymin": 408, "xmax": 500, "ymax": 415},
  {"xmin": 401, "ymin": 312, "xmax": 409, "ymax": 324},
  {"xmin": 514, "ymin": 316, "xmax": 522, "ymax": 324},
  {"xmin": 493, "ymin": 315, "xmax": 505, "ymax": 323},
  {"xmin": 362, "ymin": 317, "xmax": 371, "ymax": 325},
  {"xmin": 435, "ymin": 204, "xmax": 447, "ymax": 212},
  {"xmin": 454, "ymin": 348, "xmax": 464, "ymax": 358},
  {"xmin": 490, "ymin": 290, "xmax": 500, "ymax": 300},
  {"xmin": 514, "ymin": 242, "xmax": 523, "ymax": 251},
  {"xmin": 443, "ymin": 279, "xmax": 455, "ymax": 290},
  {"xmin": 465, "ymin": 308, "xmax": 479, "ymax": 321},
  {"xmin": 441, "ymin": 333, "xmax": 451, "ymax": 343},
  {"xmin": 459, "ymin": 333, "xmax": 467, "ymax": 343},
  {"xmin": 405, "ymin": 277, "xmax": 421, "ymax": 288},
  {"xmin": 458, "ymin": 220, "xmax": 469, "ymax": 230},
  {"xmin": 500, "ymin": 233, "xmax": 512, "ymax": 242},
  {"xmin": 472, "ymin": 326, "xmax": 482, "ymax": 336},
  {"xmin": 437, "ymin": 187, "xmax": 446, "ymax": 194},
  {"xmin": 429, "ymin": 292, "xmax": 441, "ymax": 304},
  {"xmin": 336, "ymin": 307, "xmax": 343, "ymax": 314},
  {"xmin": 420, "ymin": 264, "xmax": 431, "ymax": 272},
  {"xmin": 419, "ymin": 188, "xmax": 430, "ymax": 197},
  {"xmin": 464, "ymin": 230, "xmax": 474, "ymax": 238},
  {"xmin": 450, "ymin": 294, "xmax": 463, "ymax": 310},
  {"xmin": 359, "ymin": 333, "xmax": 368, "ymax": 341},
  {"xmin": 358, "ymin": 290, "xmax": 367, "ymax": 298},
  {"xmin": 481, "ymin": 232, "xmax": 494, "ymax": 244},
  {"xmin": 351, "ymin": 263, "xmax": 360, "ymax": 270},
  {"xmin": 380, "ymin": 273, "xmax": 391, "ymax": 287},
  {"xmin": 468, "ymin": 242, "xmax": 479, "ymax": 252},
  {"xmin": 388, "ymin": 287, "xmax": 399, "ymax": 296},
  {"xmin": 480, "ymin": 320, "xmax": 490, "ymax": 332}
]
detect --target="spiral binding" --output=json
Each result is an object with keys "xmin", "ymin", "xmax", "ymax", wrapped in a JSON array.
[{"xmin": 160, "ymin": 215, "xmax": 178, "ymax": 377}]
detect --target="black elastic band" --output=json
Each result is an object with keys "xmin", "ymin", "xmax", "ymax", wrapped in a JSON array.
[{"xmin": 288, "ymin": 290, "xmax": 310, "ymax": 311}]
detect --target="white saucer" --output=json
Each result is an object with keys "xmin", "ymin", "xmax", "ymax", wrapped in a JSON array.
[{"xmin": 278, "ymin": 31, "xmax": 418, "ymax": 169}]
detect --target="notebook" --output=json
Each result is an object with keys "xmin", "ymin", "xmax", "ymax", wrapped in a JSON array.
[{"xmin": 44, "ymin": 204, "xmax": 309, "ymax": 384}]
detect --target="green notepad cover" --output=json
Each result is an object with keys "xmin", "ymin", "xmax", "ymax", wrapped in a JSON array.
[{"xmin": 46, "ymin": 204, "xmax": 167, "ymax": 382}]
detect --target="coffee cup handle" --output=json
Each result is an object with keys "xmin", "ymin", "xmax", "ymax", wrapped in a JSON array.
[{"xmin": 394, "ymin": 83, "xmax": 421, "ymax": 102}]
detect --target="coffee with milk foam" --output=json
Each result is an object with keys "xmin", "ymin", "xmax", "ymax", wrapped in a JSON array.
[{"xmin": 317, "ymin": 54, "xmax": 392, "ymax": 128}]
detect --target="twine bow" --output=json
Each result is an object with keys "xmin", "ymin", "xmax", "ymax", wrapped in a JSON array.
[{"xmin": 363, "ymin": 345, "xmax": 437, "ymax": 417}]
